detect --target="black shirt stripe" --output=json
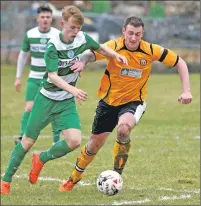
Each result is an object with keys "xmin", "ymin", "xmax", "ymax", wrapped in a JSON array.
[
  {"xmin": 159, "ymin": 48, "xmax": 168, "ymax": 62},
  {"xmin": 114, "ymin": 40, "xmax": 117, "ymax": 50},
  {"xmin": 173, "ymin": 55, "xmax": 179, "ymax": 67},
  {"xmin": 150, "ymin": 44, "xmax": 153, "ymax": 55}
]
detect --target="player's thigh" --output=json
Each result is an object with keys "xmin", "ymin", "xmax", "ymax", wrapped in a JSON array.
[
  {"xmin": 53, "ymin": 98, "xmax": 81, "ymax": 132},
  {"xmin": 92, "ymin": 99, "xmax": 119, "ymax": 134},
  {"xmin": 25, "ymin": 78, "xmax": 42, "ymax": 101},
  {"xmin": 118, "ymin": 101, "xmax": 146, "ymax": 127},
  {"xmin": 25, "ymin": 92, "xmax": 54, "ymax": 139}
]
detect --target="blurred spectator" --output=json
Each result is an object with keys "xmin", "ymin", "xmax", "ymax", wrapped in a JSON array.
[
  {"xmin": 79, "ymin": 1, "xmax": 111, "ymax": 14},
  {"xmin": 148, "ymin": 1, "xmax": 165, "ymax": 18}
]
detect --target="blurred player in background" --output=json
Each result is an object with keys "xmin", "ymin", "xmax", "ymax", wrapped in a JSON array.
[
  {"xmin": 62, "ymin": 16, "xmax": 193, "ymax": 191},
  {"xmin": 1, "ymin": 5, "xmax": 127, "ymax": 195},
  {"xmin": 14, "ymin": 5, "xmax": 61, "ymax": 145}
]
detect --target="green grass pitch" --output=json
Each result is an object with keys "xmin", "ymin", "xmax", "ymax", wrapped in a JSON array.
[{"xmin": 1, "ymin": 64, "xmax": 200, "ymax": 205}]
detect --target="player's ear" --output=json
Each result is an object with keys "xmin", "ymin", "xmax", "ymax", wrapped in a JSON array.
[
  {"xmin": 122, "ymin": 27, "xmax": 126, "ymax": 36},
  {"xmin": 141, "ymin": 29, "xmax": 144, "ymax": 38}
]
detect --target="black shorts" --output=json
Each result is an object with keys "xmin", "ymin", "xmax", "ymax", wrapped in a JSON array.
[{"xmin": 92, "ymin": 99, "xmax": 146, "ymax": 134}]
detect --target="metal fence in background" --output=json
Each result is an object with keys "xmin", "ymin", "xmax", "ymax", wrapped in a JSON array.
[{"xmin": 1, "ymin": 1, "xmax": 200, "ymax": 66}]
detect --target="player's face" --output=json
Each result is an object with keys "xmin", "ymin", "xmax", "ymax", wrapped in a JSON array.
[
  {"xmin": 60, "ymin": 16, "xmax": 82, "ymax": 42},
  {"xmin": 37, "ymin": 11, "xmax": 52, "ymax": 31},
  {"xmin": 122, "ymin": 24, "xmax": 144, "ymax": 51}
]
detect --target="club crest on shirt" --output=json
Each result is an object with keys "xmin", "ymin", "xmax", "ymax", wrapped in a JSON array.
[
  {"xmin": 67, "ymin": 50, "xmax": 74, "ymax": 58},
  {"xmin": 40, "ymin": 38, "xmax": 48, "ymax": 44},
  {"xmin": 140, "ymin": 59, "xmax": 147, "ymax": 66}
]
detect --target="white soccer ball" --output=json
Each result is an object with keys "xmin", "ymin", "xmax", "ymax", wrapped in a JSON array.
[{"xmin": 96, "ymin": 170, "xmax": 123, "ymax": 195}]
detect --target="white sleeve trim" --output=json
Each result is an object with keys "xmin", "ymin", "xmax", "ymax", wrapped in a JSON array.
[{"xmin": 16, "ymin": 50, "xmax": 29, "ymax": 78}]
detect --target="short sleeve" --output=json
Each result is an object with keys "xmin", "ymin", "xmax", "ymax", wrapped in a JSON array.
[
  {"xmin": 152, "ymin": 43, "xmax": 179, "ymax": 67},
  {"xmin": 84, "ymin": 33, "xmax": 100, "ymax": 51},
  {"xmin": 21, "ymin": 33, "xmax": 30, "ymax": 52},
  {"xmin": 44, "ymin": 43, "xmax": 59, "ymax": 72}
]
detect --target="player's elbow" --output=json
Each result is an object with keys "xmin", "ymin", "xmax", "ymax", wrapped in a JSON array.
[
  {"xmin": 48, "ymin": 72, "xmax": 57, "ymax": 81},
  {"xmin": 176, "ymin": 57, "xmax": 187, "ymax": 68}
]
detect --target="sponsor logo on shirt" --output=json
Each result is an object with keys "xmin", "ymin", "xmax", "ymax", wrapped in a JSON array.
[
  {"xmin": 120, "ymin": 68, "xmax": 142, "ymax": 78},
  {"xmin": 30, "ymin": 45, "xmax": 46, "ymax": 52},
  {"xmin": 58, "ymin": 56, "xmax": 79, "ymax": 68}
]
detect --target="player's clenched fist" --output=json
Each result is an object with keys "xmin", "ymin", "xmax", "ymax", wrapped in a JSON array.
[{"xmin": 178, "ymin": 91, "xmax": 193, "ymax": 104}]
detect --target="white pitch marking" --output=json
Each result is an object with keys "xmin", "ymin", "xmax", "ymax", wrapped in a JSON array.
[
  {"xmin": 159, "ymin": 187, "xmax": 200, "ymax": 194},
  {"xmin": 158, "ymin": 194, "xmax": 191, "ymax": 201},
  {"xmin": 0, "ymin": 174, "xmax": 197, "ymax": 204},
  {"xmin": 1, "ymin": 174, "xmax": 94, "ymax": 186},
  {"xmin": 112, "ymin": 194, "xmax": 192, "ymax": 205},
  {"xmin": 1, "ymin": 173, "xmax": 199, "ymax": 194},
  {"xmin": 130, "ymin": 186, "xmax": 200, "ymax": 194},
  {"xmin": 1, "ymin": 135, "xmax": 89, "ymax": 139},
  {"xmin": 2, "ymin": 135, "xmax": 200, "ymax": 140},
  {"xmin": 112, "ymin": 198, "xmax": 151, "ymax": 205}
]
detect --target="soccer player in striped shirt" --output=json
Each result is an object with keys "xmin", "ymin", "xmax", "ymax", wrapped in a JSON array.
[
  {"xmin": 14, "ymin": 5, "xmax": 61, "ymax": 145},
  {"xmin": 1, "ymin": 5, "xmax": 127, "ymax": 194}
]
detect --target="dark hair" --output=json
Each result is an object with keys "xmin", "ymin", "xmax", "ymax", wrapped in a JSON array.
[
  {"xmin": 37, "ymin": 5, "xmax": 52, "ymax": 14},
  {"xmin": 123, "ymin": 16, "xmax": 144, "ymax": 28}
]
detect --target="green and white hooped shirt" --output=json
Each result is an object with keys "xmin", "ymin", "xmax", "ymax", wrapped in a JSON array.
[
  {"xmin": 21, "ymin": 27, "xmax": 60, "ymax": 79},
  {"xmin": 41, "ymin": 31, "xmax": 100, "ymax": 101}
]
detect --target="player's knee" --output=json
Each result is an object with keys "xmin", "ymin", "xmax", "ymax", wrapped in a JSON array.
[
  {"xmin": 117, "ymin": 123, "xmax": 131, "ymax": 141},
  {"xmin": 25, "ymin": 102, "xmax": 33, "ymax": 112},
  {"xmin": 21, "ymin": 136, "xmax": 35, "ymax": 150},
  {"xmin": 67, "ymin": 137, "xmax": 81, "ymax": 149}
]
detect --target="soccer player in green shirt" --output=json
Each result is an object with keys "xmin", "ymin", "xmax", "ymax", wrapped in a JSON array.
[
  {"xmin": 14, "ymin": 5, "xmax": 61, "ymax": 145},
  {"xmin": 1, "ymin": 5, "xmax": 127, "ymax": 194}
]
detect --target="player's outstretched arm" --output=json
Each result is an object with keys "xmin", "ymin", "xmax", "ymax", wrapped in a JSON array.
[
  {"xmin": 48, "ymin": 72, "xmax": 87, "ymax": 103},
  {"xmin": 176, "ymin": 57, "xmax": 193, "ymax": 104},
  {"xmin": 15, "ymin": 50, "xmax": 29, "ymax": 92},
  {"xmin": 98, "ymin": 44, "xmax": 128, "ymax": 65},
  {"xmin": 70, "ymin": 50, "xmax": 96, "ymax": 73}
]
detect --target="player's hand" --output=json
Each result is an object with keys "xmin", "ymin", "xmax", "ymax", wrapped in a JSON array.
[
  {"xmin": 15, "ymin": 78, "xmax": 22, "ymax": 92},
  {"xmin": 178, "ymin": 91, "xmax": 192, "ymax": 104},
  {"xmin": 70, "ymin": 60, "xmax": 86, "ymax": 73},
  {"xmin": 115, "ymin": 54, "xmax": 128, "ymax": 65},
  {"xmin": 70, "ymin": 87, "xmax": 88, "ymax": 104}
]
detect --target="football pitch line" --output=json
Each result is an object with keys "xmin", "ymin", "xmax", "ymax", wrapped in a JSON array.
[
  {"xmin": 4, "ymin": 176, "xmax": 196, "ymax": 205},
  {"xmin": 0, "ymin": 135, "xmax": 89, "ymax": 140},
  {"xmin": 2, "ymin": 173, "xmax": 199, "ymax": 195},
  {"xmin": 1, "ymin": 135, "xmax": 200, "ymax": 140},
  {"xmin": 112, "ymin": 194, "xmax": 192, "ymax": 205},
  {"xmin": 1, "ymin": 174, "xmax": 199, "ymax": 204}
]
